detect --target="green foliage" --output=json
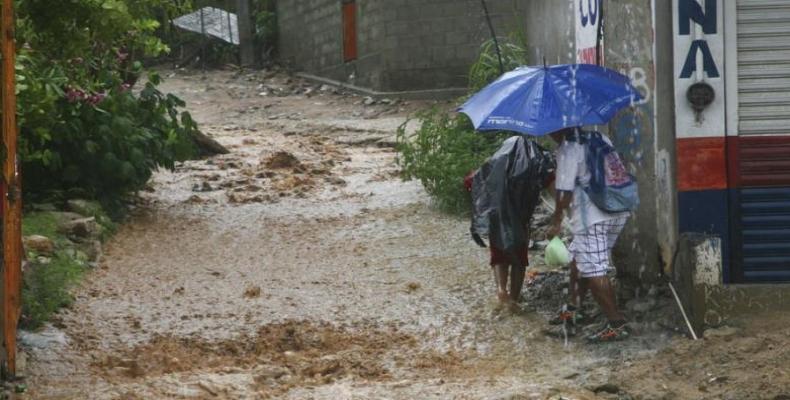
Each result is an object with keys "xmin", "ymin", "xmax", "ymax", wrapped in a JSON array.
[
  {"xmin": 21, "ymin": 253, "xmax": 85, "ymax": 330},
  {"xmin": 21, "ymin": 207, "xmax": 116, "ymax": 329},
  {"xmin": 252, "ymin": 0, "xmax": 277, "ymax": 58},
  {"xmin": 396, "ymin": 35, "xmax": 532, "ymax": 215},
  {"xmin": 15, "ymin": 0, "xmax": 200, "ymax": 213},
  {"xmin": 20, "ymin": 211, "xmax": 85, "ymax": 330},
  {"xmin": 17, "ymin": 0, "xmax": 171, "ymax": 62},
  {"xmin": 396, "ymin": 108, "xmax": 508, "ymax": 214},
  {"xmin": 21, "ymin": 212, "xmax": 61, "ymax": 244},
  {"xmin": 468, "ymin": 36, "xmax": 529, "ymax": 92}
]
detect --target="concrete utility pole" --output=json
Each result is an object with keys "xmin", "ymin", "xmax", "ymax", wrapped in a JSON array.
[{"xmin": 236, "ymin": 0, "xmax": 255, "ymax": 67}]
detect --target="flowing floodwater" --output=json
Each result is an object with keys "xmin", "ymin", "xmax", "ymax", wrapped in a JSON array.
[{"xmin": 18, "ymin": 69, "xmax": 684, "ymax": 400}]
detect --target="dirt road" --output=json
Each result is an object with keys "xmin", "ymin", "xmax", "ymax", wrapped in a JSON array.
[{"xmin": 18, "ymin": 69, "xmax": 790, "ymax": 400}]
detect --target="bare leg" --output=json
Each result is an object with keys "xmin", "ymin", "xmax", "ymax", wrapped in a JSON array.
[
  {"xmin": 568, "ymin": 261, "xmax": 589, "ymax": 307},
  {"xmin": 493, "ymin": 265, "xmax": 510, "ymax": 303},
  {"xmin": 586, "ymin": 276, "xmax": 624, "ymax": 322},
  {"xmin": 509, "ymin": 264, "xmax": 526, "ymax": 302}
]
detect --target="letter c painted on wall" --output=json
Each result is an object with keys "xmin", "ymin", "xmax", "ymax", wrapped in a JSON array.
[{"xmin": 579, "ymin": 0, "xmax": 599, "ymax": 27}]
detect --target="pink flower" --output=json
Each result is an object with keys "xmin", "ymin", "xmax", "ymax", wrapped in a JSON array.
[
  {"xmin": 119, "ymin": 83, "xmax": 132, "ymax": 92},
  {"xmin": 86, "ymin": 92, "xmax": 106, "ymax": 106},
  {"xmin": 65, "ymin": 87, "xmax": 86, "ymax": 103}
]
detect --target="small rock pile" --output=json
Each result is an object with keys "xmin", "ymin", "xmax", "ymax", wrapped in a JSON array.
[{"xmin": 23, "ymin": 199, "xmax": 108, "ymax": 270}]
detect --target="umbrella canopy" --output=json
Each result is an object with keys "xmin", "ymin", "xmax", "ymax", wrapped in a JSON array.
[{"xmin": 458, "ymin": 64, "xmax": 643, "ymax": 136}]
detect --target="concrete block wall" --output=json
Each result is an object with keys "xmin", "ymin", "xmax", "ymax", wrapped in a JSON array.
[
  {"xmin": 379, "ymin": 0, "xmax": 530, "ymax": 91},
  {"xmin": 277, "ymin": 0, "xmax": 346, "ymax": 82},
  {"xmin": 276, "ymin": 0, "xmax": 529, "ymax": 93}
]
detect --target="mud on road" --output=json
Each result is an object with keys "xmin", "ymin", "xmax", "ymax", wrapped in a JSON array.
[{"xmin": 18, "ymin": 69, "xmax": 790, "ymax": 400}]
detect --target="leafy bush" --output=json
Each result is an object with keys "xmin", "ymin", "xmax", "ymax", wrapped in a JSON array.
[
  {"xmin": 468, "ymin": 36, "xmax": 529, "ymax": 91},
  {"xmin": 396, "ymin": 109, "xmax": 508, "ymax": 214},
  {"xmin": 396, "ymin": 36, "xmax": 531, "ymax": 215},
  {"xmin": 252, "ymin": 0, "xmax": 278, "ymax": 60},
  {"xmin": 15, "ymin": 0, "xmax": 200, "ymax": 214}
]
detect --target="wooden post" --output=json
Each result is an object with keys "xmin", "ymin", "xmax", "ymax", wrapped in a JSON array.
[
  {"xmin": 236, "ymin": 0, "xmax": 255, "ymax": 67},
  {"xmin": 1, "ymin": 0, "xmax": 20, "ymax": 377}
]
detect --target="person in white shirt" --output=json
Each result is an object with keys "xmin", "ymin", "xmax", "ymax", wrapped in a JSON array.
[{"xmin": 547, "ymin": 127, "xmax": 630, "ymax": 343}]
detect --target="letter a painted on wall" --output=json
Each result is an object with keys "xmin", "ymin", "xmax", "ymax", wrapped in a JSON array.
[{"xmin": 680, "ymin": 40, "xmax": 720, "ymax": 78}]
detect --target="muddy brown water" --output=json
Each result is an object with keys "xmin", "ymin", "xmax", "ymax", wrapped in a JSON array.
[{"xmin": 18, "ymin": 69, "xmax": 688, "ymax": 399}]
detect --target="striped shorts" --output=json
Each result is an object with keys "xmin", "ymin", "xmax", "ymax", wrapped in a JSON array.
[{"xmin": 569, "ymin": 217, "xmax": 628, "ymax": 278}]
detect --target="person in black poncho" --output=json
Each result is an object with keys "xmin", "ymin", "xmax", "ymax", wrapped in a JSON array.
[{"xmin": 466, "ymin": 136, "xmax": 554, "ymax": 306}]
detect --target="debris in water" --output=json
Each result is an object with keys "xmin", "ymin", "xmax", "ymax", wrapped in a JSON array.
[
  {"xmin": 185, "ymin": 195, "xmax": 205, "ymax": 204},
  {"xmin": 244, "ymin": 286, "xmax": 262, "ymax": 299},
  {"xmin": 264, "ymin": 151, "xmax": 301, "ymax": 169}
]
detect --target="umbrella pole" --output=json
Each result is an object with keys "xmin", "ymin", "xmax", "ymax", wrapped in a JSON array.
[{"xmin": 480, "ymin": 0, "xmax": 504, "ymax": 75}]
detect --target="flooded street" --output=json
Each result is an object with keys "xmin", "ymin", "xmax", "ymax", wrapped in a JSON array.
[{"xmin": 18, "ymin": 70, "xmax": 790, "ymax": 400}]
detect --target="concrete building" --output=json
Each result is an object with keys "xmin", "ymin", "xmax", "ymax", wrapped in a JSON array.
[{"xmin": 275, "ymin": 0, "xmax": 529, "ymax": 95}]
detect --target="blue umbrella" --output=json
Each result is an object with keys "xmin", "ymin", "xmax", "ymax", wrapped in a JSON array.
[{"xmin": 458, "ymin": 64, "xmax": 643, "ymax": 136}]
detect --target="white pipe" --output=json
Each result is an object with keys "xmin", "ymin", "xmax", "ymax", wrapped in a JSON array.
[{"xmin": 668, "ymin": 281, "xmax": 698, "ymax": 340}]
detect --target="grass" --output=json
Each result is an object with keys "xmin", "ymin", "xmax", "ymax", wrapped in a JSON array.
[
  {"xmin": 21, "ymin": 212, "xmax": 61, "ymax": 243},
  {"xmin": 20, "ymin": 204, "xmax": 116, "ymax": 330},
  {"xmin": 20, "ymin": 253, "xmax": 85, "ymax": 330}
]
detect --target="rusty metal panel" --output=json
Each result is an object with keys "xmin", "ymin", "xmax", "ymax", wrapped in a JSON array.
[
  {"xmin": 1, "ymin": 0, "xmax": 21, "ymax": 375},
  {"xmin": 737, "ymin": 136, "xmax": 790, "ymax": 187},
  {"xmin": 342, "ymin": 1, "xmax": 357, "ymax": 62}
]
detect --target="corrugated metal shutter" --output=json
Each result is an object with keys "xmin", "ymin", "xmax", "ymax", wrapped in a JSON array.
[
  {"xmin": 737, "ymin": 0, "xmax": 790, "ymax": 135},
  {"xmin": 734, "ymin": 0, "xmax": 790, "ymax": 282}
]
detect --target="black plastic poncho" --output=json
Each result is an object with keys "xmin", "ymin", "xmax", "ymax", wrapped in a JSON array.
[{"xmin": 470, "ymin": 136, "xmax": 554, "ymax": 266}]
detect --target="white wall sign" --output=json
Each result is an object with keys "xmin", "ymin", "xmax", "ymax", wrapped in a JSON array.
[
  {"xmin": 576, "ymin": 0, "xmax": 602, "ymax": 64},
  {"xmin": 673, "ymin": 0, "xmax": 726, "ymax": 138}
]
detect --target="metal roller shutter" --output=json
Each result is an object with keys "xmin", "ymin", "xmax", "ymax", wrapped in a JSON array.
[
  {"xmin": 737, "ymin": 0, "xmax": 790, "ymax": 135},
  {"xmin": 734, "ymin": 0, "xmax": 790, "ymax": 282}
]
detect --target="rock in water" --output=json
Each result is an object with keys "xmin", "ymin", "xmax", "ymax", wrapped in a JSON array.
[
  {"xmin": 264, "ymin": 151, "xmax": 302, "ymax": 169},
  {"xmin": 58, "ymin": 217, "xmax": 100, "ymax": 239},
  {"xmin": 192, "ymin": 130, "xmax": 230, "ymax": 155},
  {"xmin": 244, "ymin": 286, "xmax": 262, "ymax": 298}
]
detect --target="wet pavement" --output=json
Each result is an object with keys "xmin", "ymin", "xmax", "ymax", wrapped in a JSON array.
[{"xmin": 20, "ymin": 69, "xmax": 785, "ymax": 400}]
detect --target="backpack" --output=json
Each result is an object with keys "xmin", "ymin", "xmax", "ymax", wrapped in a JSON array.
[{"xmin": 582, "ymin": 131, "xmax": 639, "ymax": 213}]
